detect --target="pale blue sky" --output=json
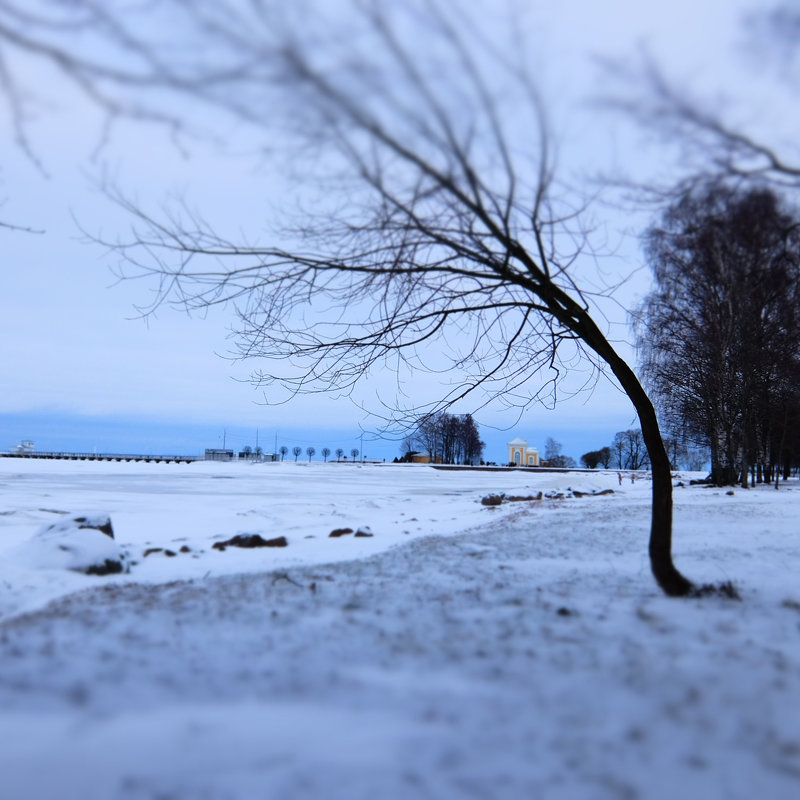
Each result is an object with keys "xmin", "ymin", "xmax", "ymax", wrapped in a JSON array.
[{"xmin": 0, "ymin": 0, "xmax": 774, "ymax": 462}]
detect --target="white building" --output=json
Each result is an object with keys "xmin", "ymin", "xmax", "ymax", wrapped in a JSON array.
[{"xmin": 507, "ymin": 437, "xmax": 539, "ymax": 467}]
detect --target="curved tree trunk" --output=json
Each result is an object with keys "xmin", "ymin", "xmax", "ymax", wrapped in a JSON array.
[
  {"xmin": 557, "ymin": 302, "xmax": 695, "ymax": 597},
  {"xmin": 604, "ymin": 352, "xmax": 694, "ymax": 596}
]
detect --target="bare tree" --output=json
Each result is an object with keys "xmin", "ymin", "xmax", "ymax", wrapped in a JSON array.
[
  {"xmin": 580, "ymin": 450, "xmax": 603, "ymax": 469},
  {"xmin": 542, "ymin": 437, "xmax": 576, "ymax": 469},
  {"xmin": 279, "ymin": 445, "xmax": 288, "ymax": 462},
  {"xmin": 335, "ymin": 448, "xmax": 344, "ymax": 463},
  {"xmin": 321, "ymin": 447, "xmax": 331, "ymax": 463},
  {"xmin": 350, "ymin": 449, "xmax": 359, "ymax": 463},
  {"xmin": 406, "ymin": 412, "xmax": 484, "ymax": 465},
  {"xmin": 0, "ymin": 1, "xmax": 693, "ymax": 595},
  {"xmin": 582, "ymin": 446, "xmax": 612, "ymax": 470},
  {"xmin": 610, "ymin": 430, "xmax": 650, "ymax": 470},
  {"xmin": 638, "ymin": 184, "xmax": 800, "ymax": 486},
  {"xmin": 306, "ymin": 446, "xmax": 315, "ymax": 462},
  {"xmin": 607, "ymin": 3, "xmax": 800, "ymax": 198},
  {"xmin": 292, "ymin": 446, "xmax": 301, "ymax": 463},
  {"xmin": 544, "ymin": 438, "xmax": 563, "ymax": 463}
]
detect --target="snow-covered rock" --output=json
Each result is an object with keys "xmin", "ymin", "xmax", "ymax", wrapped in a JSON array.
[{"xmin": 16, "ymin": 513, "xmax": 128, "ymax": 575}]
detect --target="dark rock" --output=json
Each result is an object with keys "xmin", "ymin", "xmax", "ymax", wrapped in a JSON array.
[
  {"xmin": 27, "ymin": 513, "xmax": 127, "ymax": 575},
  {"xmin": 179, "ymin": 545, "xmax": 191, "ymax": 553},
  {"xmin": 329, "ymin": 527, "xmax": 354, "ymax": 538},
  {"xmin": 355, "ymin": 527, "xmax": 374, "ymax": 538},
  {"xmin": 71, "ymin": 515, "xmax": 115, "ymax": 539},
  {"xmin": 143, "ymin": 547, "xmax": 163, "ymax": 557},
  {"xmin": 506, "ymin": 493, "xmax": 543, "ymax": 502},
  {"xmin": 85, "ymin": 559, "xmax": 125, "ymax": 576},
  {"xmin": 212, "ymin": 534, "xmax": 288, "ymax": 550},
  {"xmin": 481, "ymin": 494, "xmax": 505, "ymax": 506}
]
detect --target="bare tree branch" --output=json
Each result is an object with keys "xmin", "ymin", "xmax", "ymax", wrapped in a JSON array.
[{"xmin": 0, "ymin": 0, "xmax": 694, "ymax": 595}]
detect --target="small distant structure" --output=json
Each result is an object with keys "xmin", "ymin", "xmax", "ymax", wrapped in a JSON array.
[
  {"xmin": 237, "ymin": 449, "xmax": 278, "ymax": 462},
  {"xmin": 399, "ymin": 451, "xmax": 442, "ymax": 464},
  {"xmin": 205, "ymin": 448, "xmax": 234, "ymax": 462},
  {"xmin": 12, "ymin": 440, "xmax": 35, "ymax": 454},
  {"xmin": 507, "ymin": 437, "xmax": 539, "ymax": 467}
]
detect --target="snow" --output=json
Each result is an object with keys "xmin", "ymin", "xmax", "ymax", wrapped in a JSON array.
[
  {"xmin": 14, "ymin": 512, "xmax": 125, "ymax": 574},
  {"xmin": 1, "ymin": 458, "xmax": 799, "ymax": 799}
]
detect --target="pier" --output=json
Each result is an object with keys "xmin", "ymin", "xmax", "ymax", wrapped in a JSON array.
[{"xmin": 1, "ymin": 451, "xmax": 202, "ymax": 464}]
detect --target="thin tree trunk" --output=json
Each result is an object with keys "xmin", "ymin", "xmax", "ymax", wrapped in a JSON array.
[
  {"xmin": 607, "ymin": 354, "xmax": 694, "ymax": 596},
  {"xmin": 740, "ymin": 427, "xmax": 750, "ymax": 489},
  {"xmin": 557, "ymin": 303, "xmax": 694, "ymax": 596}
]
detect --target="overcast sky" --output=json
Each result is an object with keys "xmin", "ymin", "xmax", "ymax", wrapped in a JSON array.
[{"xmin": 0, "ymin": 0, "xmax": 775, "ymax": 461}]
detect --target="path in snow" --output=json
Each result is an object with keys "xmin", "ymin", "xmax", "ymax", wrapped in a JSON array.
[{"xmin": 0, "ymin": 469, "xmax": 798, "ymax": 800}]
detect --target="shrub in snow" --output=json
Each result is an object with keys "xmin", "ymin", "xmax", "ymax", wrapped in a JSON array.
[{"xmin": 18, "ymin": 513, "xmax": 128, "ymax": 575}]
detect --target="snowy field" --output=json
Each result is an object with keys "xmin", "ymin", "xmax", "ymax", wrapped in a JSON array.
[{"xmin": 0, "ymin": 458, "xmax": 798, "ymax": 800}]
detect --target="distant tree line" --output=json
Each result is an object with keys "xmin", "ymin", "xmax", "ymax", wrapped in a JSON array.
[
  {"xmin": 541, "ymin": 437, "xmax": 577, "ymax": 468},
  {"xmin": 637, "ymin": 184, "xmax": 800, "ymax": 487},
  {"xmin": 578, "ymin": 185, "xmax": 800, "ymax": 487},
  {"xmin": 580, "ymin": 431, "xmax": 647, "ymax": 471},
  {"xmin": 402, "ymin": 413, "xmax": 485, "ymax": 465},
  {"xmin": 581, "ymin": 429, "xmax": 707, "ymax": 472},
  {"xmin": 271, "ymin": 445, "xmax": 359, "ymax": 462},
  {"xmin": 580, "ymin": 447, "xmax": 612, "ymax": 470}
]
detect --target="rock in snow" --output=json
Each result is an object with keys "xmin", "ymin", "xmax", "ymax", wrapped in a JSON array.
[
  {"xmin": 17, "ymin": 513, "xmax": 128, "ymax": 575},
  {"xmin": 212, "ymin": 534, "xmax": 288, "ymax": 551}
]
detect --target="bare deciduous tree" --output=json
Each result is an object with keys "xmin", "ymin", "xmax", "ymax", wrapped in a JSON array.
[
  {"xmin": 542, "ymin": 437, "xmax": 576, "ymax": 469},
  {"xmin": 0, "ymin": 1, "xmax": 694, "ymax": 595},
  {"xmin": 638, "ymin": 184, "xmax": 800, "ymax": 487},
  {"xmin": 607, "ymin": 3, "xmax": 800, "ymax": 197},
  {"xmin": 611, "ymin": 430, "xmax": 650, "ymax": 471},
  {"xmin": 580, "ymin": 448, "xmax": 611, "ymax": 470},
  {"xmin": 406, "ymin": 412, "xmax": 484, "ymax": 465}
]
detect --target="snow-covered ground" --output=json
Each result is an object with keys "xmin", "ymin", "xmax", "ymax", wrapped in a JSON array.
[{"xmin": 0, "ymin": 458, "xmax": 798, "ymax": 799}]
